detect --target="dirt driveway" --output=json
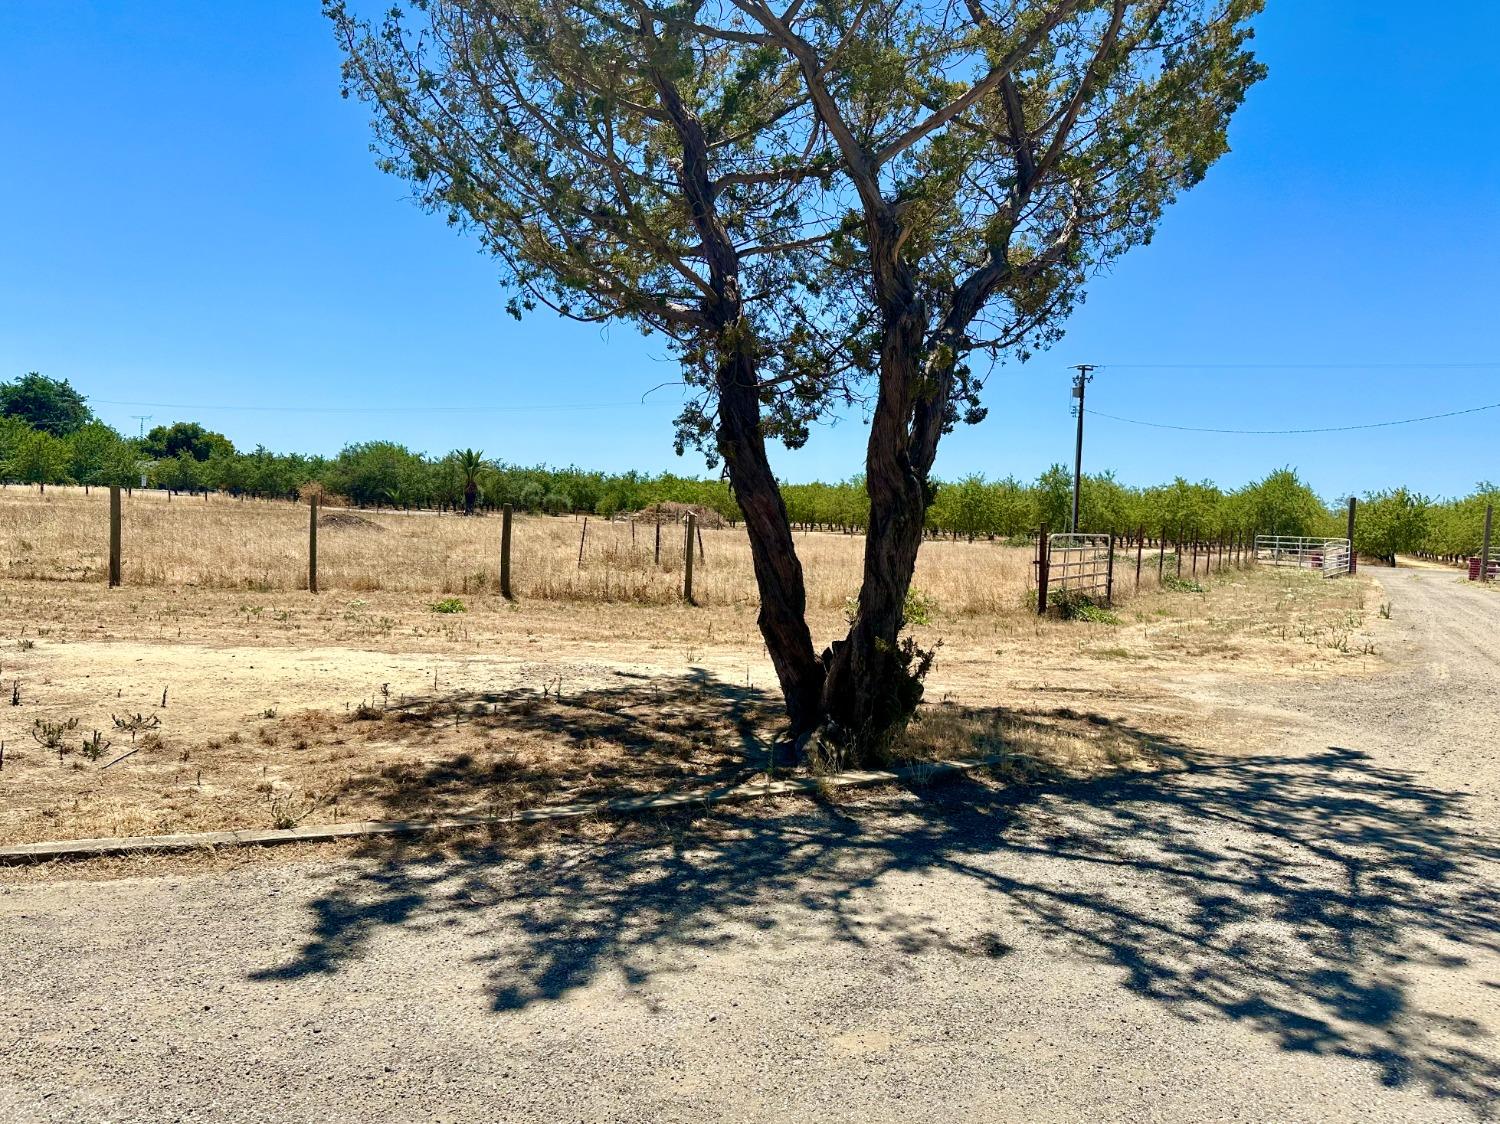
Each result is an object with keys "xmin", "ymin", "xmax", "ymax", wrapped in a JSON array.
[{"xmin": 2, "ymin": 569, "xmax": 1497, "ymax": 1122}]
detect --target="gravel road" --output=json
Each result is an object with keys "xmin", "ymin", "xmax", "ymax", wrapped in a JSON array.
[{"xmin": 3, "ymin": 569, "xmax": 1497, "ymax": 1123}]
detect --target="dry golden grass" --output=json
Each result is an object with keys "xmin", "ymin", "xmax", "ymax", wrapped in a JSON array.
[{"xmin": 0, "ymin": 484, "xmax": 1180, "ymax": 613}]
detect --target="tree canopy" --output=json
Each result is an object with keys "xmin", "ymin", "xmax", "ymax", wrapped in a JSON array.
[
  {"xmin": 0, "ymin": 372, "xmax": 92, "ymax": 436},
  {"xmin": 142, "ymin": 421, "xmax": 236, "ymax": 463}
]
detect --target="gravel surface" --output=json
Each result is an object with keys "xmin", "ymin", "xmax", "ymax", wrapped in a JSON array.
[{"xmin": 2, "ymin": 569, "xmax": 1497, "ymax": 1123}]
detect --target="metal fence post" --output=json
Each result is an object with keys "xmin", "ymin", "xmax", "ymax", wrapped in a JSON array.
[
  {"xmin": 1036, "ymin": 523, "xmax": 1050, "ymax": 615},
  {"xmin": 1105, "ymin": 532, "xmax": 1116, "ymax": 606}
]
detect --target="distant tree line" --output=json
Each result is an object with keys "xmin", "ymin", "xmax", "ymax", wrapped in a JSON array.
[{"xmin": 2, "ymin": 373, "xmax": 1494, "ymax": 562}]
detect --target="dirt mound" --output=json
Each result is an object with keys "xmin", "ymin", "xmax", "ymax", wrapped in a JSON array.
[{"xmin": 319, "ymin": 511, "xmax": 385, "ymax": 531}]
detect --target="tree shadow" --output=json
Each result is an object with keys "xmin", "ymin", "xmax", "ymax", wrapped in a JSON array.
[
  {"xmin": 321, "ymin": 668, "xmax": 783, "ymax": 816},
  {"xmin": 253, "ymin": 671, "xmax": 1500, "ymax": 1114}
]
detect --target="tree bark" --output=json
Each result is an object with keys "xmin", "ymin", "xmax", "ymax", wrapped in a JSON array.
[
  {"xmin": 819, "ymin": 286, "xmax": 943, "ymax": 761},
  {"xmin": 715, "ymin": 339, "xmax": 825, "ymax": 733}
]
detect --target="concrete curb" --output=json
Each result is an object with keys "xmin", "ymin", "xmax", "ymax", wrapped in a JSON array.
[{"xmin": 0, "ymin": 755, "xmax": 1003, "ymax": 864}]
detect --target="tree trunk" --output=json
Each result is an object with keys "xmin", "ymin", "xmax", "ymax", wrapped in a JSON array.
[
  {"xmin": 819, "ymin": 296, "xmax": 940, "ymax": 763},
  {"xmin": 463, "ymin": 481, "xmax": 477, "ymax": 516},
  {"xmin": 715, "ymin": 340, "xmax": 824, "ymax": 734}
]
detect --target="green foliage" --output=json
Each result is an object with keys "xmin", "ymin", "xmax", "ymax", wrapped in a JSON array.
[
  {"xmin": 846, "ymin": 587, "xmax": 938, "ymax": 629},
  {"xmin": 0, "ymin": 372, "xmax": 91, "ymax": 436},
  {"xmin": 141, "ymin": 421, "xmax": 235, "ymax": 462},
  {"xmin": 1047, "ymin": 589, "xmax": 1120, "ymax": 623},
  {"xmin": 1356, "ymin": 488, "xmax": 1431, "ymax": 564},
  {"xmin": 429, "ymin": 597, "xmax": 466, "ymax": 614},
  {"xmin": 1161, "ymin": 575, "xmax": 1206, "ymax": 593},
  {"xmin": 7, "ymin": 427, "xmax": 72, "ymax": 485},
  {"xmin": 66, "ymin": 421, "xmax": 129, "ymax": 487}
]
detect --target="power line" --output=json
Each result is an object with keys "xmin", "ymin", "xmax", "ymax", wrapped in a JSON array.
[
  {"xmin": 1086, "ymin": 399, "xmax": 1500, "ymax": 435},
  {"xmin": 94, "ymin": 399, "xmax": 649, "ymax": 414}
]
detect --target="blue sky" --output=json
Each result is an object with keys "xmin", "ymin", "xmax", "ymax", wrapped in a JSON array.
[{"xmin": 2, "ymin": 2, "xmax": 1496, "ymax": 499}]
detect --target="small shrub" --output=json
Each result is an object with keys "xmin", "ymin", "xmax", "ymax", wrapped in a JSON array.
[
  {"xmin": 111, "ymin": 712, "xmax": 161, "ymax": 742},
  {"xmin": 79, "ymin": 730, "xmax": 112, "ymax": 762},
  {"xmin": 430, "ymin": 597, "xmax": 467, "ymax": 614},
  {"xmin": 1161, "ymin": 575, "xmax": 1205, "ymax": 594},
  {"xmin": 1378, "ymin": 602, "xmax": 1392, "ymax": 619},
  {"xmin": 1048, "ymin": 589, "xmax": 1120, "ymax": 623},
  {"xmin": 32, "ymin": 716, "xmax": 80, "ymax": 753}
]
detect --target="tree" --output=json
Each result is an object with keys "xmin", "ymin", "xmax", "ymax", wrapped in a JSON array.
[
  {"xmin": 455, "ymin": 449, "xmax": 485, "ymax": 516},
  {"xmin": 331, "ymin": 0, "xmax": 1263, "ymax": 763},
  {"xmin": 1240, "ymin": 468, "xmax": 1325, "ymax": 538},
  {"xmin": 1357, "ymin": 488, "xmax": 1431, "ymax": 567},
  {"xmin": 7, "ymin": 428, "xmax": 72, "ymax": 487},
  {"xmin": 0, "ymin": 373, "xmax": 92, "ymax": 436},
  {"xmin": 1034, "ymin": 465, "xmax": 1074, "ymax": 533},
  {"xmin": 141, "ymin": 421, "xmax": 235, "ymax": 462},
  {"xmin": 66, "ymin": 421, "xmax": 130, "ymax": 488},
  {"xmin": 155, "ymin": 450, "xmax": 203, "ymax": 493}
]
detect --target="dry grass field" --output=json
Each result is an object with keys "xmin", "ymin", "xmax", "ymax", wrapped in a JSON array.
[
  {"xmin": 0, "ymin": 485, "xmax": 1384, "ymax": 849},
  {"xmin": 2, "ymin": 484, "xmax": 1067, "ymax": 610}
]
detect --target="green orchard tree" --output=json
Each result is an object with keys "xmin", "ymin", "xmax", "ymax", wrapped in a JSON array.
[
  {"xmin": 7, "ymin": 427, "xmax": 73, "ymax": 488},
  {"xmin": 1356, "ymin": 488, "xmax": 1431, "ymax": 567}
]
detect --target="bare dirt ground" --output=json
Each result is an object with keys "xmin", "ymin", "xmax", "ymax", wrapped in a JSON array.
[
  {"xmin": 0, "ymin": 558, "xmax": 1372, "ymax": 843},
  {"xmin": 2, "ymin": 568, "xmax": 1496, "ymax": 1121}
]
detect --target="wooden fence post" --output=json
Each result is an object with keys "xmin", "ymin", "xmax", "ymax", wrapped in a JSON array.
[
  {"xmin": 684, "ymin": 512, "xmax": 697, "ymax": 604},
  {"xmin": 1481, "ymin": 504, "xmax": 1494, "ymax": 583},
  {"xmin": 654, "ymin": 505, "xmax": 662, "ymax": 565},
  {"xmin": 577, "ymin": 516, "xmax": 588, "ymax": 568},
  {"xmin": 108, "ymin": 485, "xmax": 122, "ymax": 588},
  {"xmin": 1134, "ymin": 527, "xmax": 1144, "ymax": 591},
  {"xmin": 500, "ymin": 504, "xmax": 514, "ymax": 599},
  {"xmin": 1105, "ymin": 532, "xmax": 1116, "ymax": 606},
  {"xmin": 1036, "ymin": 523, "xmax": 1050, "ymax": 615},
  {"xmin": 308, "ymin": 495, "xmax": 319, "ymax": 594},
  {"xmin": 1158, "ymin": 526, "xmax": 1167, "ymax": 583},
  {"xmin": 1347, "ymin": 497, "xmax": 1358, "ymax": 574}
]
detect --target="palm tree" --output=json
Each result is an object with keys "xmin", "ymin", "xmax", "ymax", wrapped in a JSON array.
[{"xmin": 458, "ymin": 449, "xmax": 484, "ymax": 516}]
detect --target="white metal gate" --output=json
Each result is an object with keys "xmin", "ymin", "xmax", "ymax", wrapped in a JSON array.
[{"xmin": 1255, "ymin": 535, "xmax": 1352, "ymax": 578}]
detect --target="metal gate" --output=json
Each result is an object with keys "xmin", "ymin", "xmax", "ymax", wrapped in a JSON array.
[
  {"xmin": 1041, "ymin": 533, "xmax": 1114, "ymax": 607},
  {"xmin": 1255, "ymin": 535, "xmax": 1352, "ymax": 578}
]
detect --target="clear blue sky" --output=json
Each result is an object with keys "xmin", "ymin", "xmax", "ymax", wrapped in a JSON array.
[{"xmin": 2, "ymin": 2, "xmax": 1497, "ymax": 499}]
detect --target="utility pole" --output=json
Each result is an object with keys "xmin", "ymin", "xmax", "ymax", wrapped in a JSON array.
[
  {"xmin": 131, "ymin": 415, "xmax": 151, "ymax": 439},
  {"xmin": 1069, "ymin": 365, "xmax": 1095, "ymax": 533}
]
